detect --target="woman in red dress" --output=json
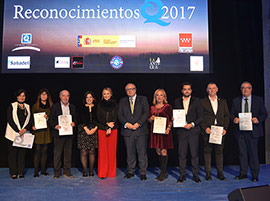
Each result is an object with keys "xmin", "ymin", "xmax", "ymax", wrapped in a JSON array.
[{"xmin": 148, "ymin": 89, "xmax": 173, "ymax": 181}]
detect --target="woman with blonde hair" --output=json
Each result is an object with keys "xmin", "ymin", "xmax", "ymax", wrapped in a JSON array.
[{"xmin": 148, "ymin": 89, "xmax": 173, "ymax": 181}]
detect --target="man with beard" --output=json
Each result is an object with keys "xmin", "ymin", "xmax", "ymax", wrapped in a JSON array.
[{"xmin": 174, "ymin": 82, "xmax": 204, "ymax": 183}]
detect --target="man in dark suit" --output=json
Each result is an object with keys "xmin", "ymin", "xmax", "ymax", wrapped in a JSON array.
[
  {"xmin": 174, "ymin": 82, "xmax": 204, "ymax": 183},
  {"xmin": 200, "ymin": 82, "xmax": 229, "ymax": 181},
  {"xmin": 231, "ymin": 81, "xmax": 267, "ymax": 182},
  {"xmin": 118, "ymin": 83, "xmax": 149, "ymax": 180},
  {"xmin": 49, "ymin": 90, "xmax": 76, "ymax": 179}
]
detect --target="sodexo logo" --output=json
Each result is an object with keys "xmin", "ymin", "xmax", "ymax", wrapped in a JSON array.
[
  {"xmin": 7, "ymin": 56, "xmax": 31, "ymax": 69},
  {"xmin": 140, "ymin": 0, "xmax": 170, "ymax": 26}
]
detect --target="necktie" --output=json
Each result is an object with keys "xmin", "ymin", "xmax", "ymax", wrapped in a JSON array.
[
  {"xmin": 244, "ymin": 98, "xmax": 249, "ymax": 113},
  {"xmin": 130, "ymin": 98, "xmax": 134, "ymax": 114}
]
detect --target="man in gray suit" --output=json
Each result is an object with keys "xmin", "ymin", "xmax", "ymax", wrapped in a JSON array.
[{"xmin": 118, "ymin": 83, "xmax": 149, "ymax": 180}]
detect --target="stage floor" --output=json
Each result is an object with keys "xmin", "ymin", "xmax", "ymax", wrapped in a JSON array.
[{"xmin": 0, "ymin": 165, "xmax": 270, "ymax": 201}]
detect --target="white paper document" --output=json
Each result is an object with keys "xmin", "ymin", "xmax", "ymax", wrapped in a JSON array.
[
  {"xmin": 58, "ymin": 115, "xmax": 73, "ymax": 135},
  {"xmin": 209, "ymin": 125, "xmax": 223, "ymax": 145},
  {"xmin": 173, "ymin": 109, "xmax": 186, "ymax": 128},
  {"xmin": 153, "ymin": 117, "xmax": 167, "ymax": 134},
  {"xmin": 239, "ymin": 113, "xmax": 253, "ymax": 131},
  {"xmin": 34, "ymin": 112, "xmax": 47, "ymax": 129},
  {"xmin": 13, "ymin": 133, "xmax": 35, "ymax": 149}
]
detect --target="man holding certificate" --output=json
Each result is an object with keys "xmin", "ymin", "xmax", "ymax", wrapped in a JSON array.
[
  {"xmin": 231, "ymin": 81, "xmax": 268, "ymax": 182},
  {"xmin": 174, "ymin": 82, "xmax": 203, "ymax": 183},
  {"xmin": 49, "ymin": 90, "xmax": 76, "ymax": 179},
  {"xmin": 200, "ymin": 83, "xmax": 229, "ymax": 181}
]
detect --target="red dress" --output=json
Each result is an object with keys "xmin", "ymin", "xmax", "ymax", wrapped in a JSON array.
[{"xmin": 149, "ymin": 104, "xmax": 173, "ymax": 149}]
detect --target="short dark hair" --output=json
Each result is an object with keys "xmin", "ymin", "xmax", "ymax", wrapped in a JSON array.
[
  {"xmin": 207, "ymin": 82, "xmax": 218, "ymax": 88},
  {"xmin": 181, "ymin": 82, "xmax": 192, "ymax": 89},
  {"xmin": 15, "ymin": 89, "xmax": 27, "ymax": 99},
  {"xmin": 83, "ymin": 91, "xmax": 96, "ymax": 104}
]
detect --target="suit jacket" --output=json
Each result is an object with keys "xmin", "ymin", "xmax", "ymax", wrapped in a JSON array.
[
  {"xmin": 200, "ymin": 97, "xmax": 230, "ymax": 134},
  {"xmin": 174, "ymin": 96, "xmax": 203, "ymax": 135},
  {"xmin": 49, "ymin": 102, "xmax": 77, "ymax": 138},
  {"xmin": 230, "ymin": 95, "xmax": 268, "ymax": 138},
  {"xmin": 118, "ymin": 95, "xmax": 149, "ymax": 137}
]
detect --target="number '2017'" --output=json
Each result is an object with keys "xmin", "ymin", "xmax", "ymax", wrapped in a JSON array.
[{"xmin": 161, "ymin": 6, "xmax": 195, "ymax": 20}]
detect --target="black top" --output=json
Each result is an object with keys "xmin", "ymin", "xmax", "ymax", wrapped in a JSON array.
[
  {"xmin": 97, "ymin": 99, "xmax": 118, "ymax": 130},
  {"xmin": 7, "ymin": 103, "xmax": 33, "ymax": 132},
  {"xmin": 77, "ymin": 105, "xmax": 98, "ymax": 128}
]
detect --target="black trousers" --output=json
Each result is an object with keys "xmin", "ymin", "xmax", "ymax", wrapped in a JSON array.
[
  {"xmin": 203, "ymin": 134, "xmax": 224, "ymax": 174},
  {"xmin": 53, "ymin": 137, "xmax": 73, "ymax": 176},
  {"xmin": 7, "ymin": 140, "xmax": 26, "ymax": 176},
  {"xmin": 123, "ymin": 134, "xmax": 148, "ymax": 175},
  {"xmin": 236, "ymin": 132, "xmax": 259, "ymax": 178},
  {"xmin": 177, "ymin": 131, "xmax": 199, "ymax": 177}
]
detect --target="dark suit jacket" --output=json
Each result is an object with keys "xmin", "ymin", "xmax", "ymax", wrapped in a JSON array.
[
  {"xmin": 230, "ymin": 95, "xmax": 268, "ymax": 138},
  {"xmin": 200, "ymin": 97, "xmax": 230, "ymax": 133},
  {"xmin": 49, "ymin": 102, "xmax": 77, "ymax": 138},
  {"xmin": 174, "ymin": 96, "xmax": 203, "ymax": 135},
  {"xmin": 118, "ymin": 95, "xmax": 149, "ymax": 137}
]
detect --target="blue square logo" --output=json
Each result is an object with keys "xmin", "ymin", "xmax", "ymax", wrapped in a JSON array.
[{"xmin": 21, "ymin": 33, "xmax": 32, "ymax": 44}]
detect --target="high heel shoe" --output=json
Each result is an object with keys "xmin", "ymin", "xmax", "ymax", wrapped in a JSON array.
[
  {"xmin": 11, "ymin": 175, "xmax": 17, "ymax": 179},
  {"xmin": 89, "ymin": 172, "xmax": 94, "ymax": 177},
  {"xmin": 83, "ymin": 172, "xmax": 88, "ymax": 177}
]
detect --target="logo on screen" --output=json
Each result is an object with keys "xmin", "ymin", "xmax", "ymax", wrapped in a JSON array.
[
  {"xmin": 55, "ymin": 57, "xmax": 70, "ymax": 68},
  {"xmin": 7, "ymin": 56, "xmax": 31, "ymax": 69},
  {"xmin": 110, "ymin": 56, "xmax": 123, "ymax": 69},
  {"xmin": 21, "ymin": 33, "xmax": 32, "ymax": 44},
  {"xmin": 149, "ymin": 57, "xmax": 161, "ymax": 69},
  {"xmin": 72, "ymin": 56, "xmax": 84, "ymax": 69},
  {"xmin": 179, "ymin": 33, "xmax": 193, "ymax": 53},
  {"xmin": 140, "ymin": 0, "xmax": 170, "ymax": 26}
]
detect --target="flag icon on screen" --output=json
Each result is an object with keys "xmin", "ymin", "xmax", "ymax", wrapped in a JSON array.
[{"xmin": 179, "ymin": 33, "xmax": 193, "ymax": 53}]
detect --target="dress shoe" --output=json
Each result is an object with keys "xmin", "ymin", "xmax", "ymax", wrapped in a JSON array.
[
  {"xmin": 193, "ymin": 176, "xmax": 201, "ymax": 183},
  {"xmin": 124, "ymin": 173, "xmax": 134, "ymax": 179},
  {"xmin": 41, "ymin": 172, "xmax": 49, "ymax": 176},
  {"xmin": 11, "ymin": 175, "xmax": 17, "ymax": 179},
  {"xmin": 157, "ymin": 173, "xmax": 168, "ymax": 182},
  {"xmin": 140, "ymin": 175, "xmax": 147, "ymax": 180},
  {"xmin": 252, "ymin": 177, "xmax": 259, "ymax": 182},
  {"xmin": 235, "ymin": 174, "xmax": 248, "ymax": 180},
  {"xmin": 34, "ymin": 174, "xmax": 39, "ymax": 178},
  {"xmin": 205, "ymin": 173, "xmax": 212, "ymax": 181},
  {"xmin": 18, "ymin": 175, "xmax": 24, "ymax": 179},
  {"xmin": 53, "ymin": 175, "xmax": 60, "ymax": 179},
  {"xmin": 217, "ymin": 173, "xmax": 227, "ymax": 181},
  {"xmin": 177, "ymin": 176, "xmax": 186, "ymax": 183}
]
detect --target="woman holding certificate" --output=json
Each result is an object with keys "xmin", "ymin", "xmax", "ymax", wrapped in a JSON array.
[
  {"xmin": 32, "ymin": 89, "xmax": 53, "ymax": 177},
  {"xmin": 5, "ymin": 89, "xmax": 33, "ymax": 179},
  {"xmin": 77, "ymin": 91, "xmax": 98, "ymax": 177},
  {"xmin": 148, "ymin": 89, "xmax": 173, "ymax": 181},
  {"xmin": 97, "ymin": 87, "xmax": 118, "ymax": 179}
]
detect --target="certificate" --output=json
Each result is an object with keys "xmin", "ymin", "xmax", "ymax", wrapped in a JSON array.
[
  {"xmin": 13, "ymin": 133, "xmax": 35, "ymax": 149},
  {"xmin": 239, "ymin": 113, "xmax": 253, "ymax": 131},
  {"xmin": 173, "ymin": 109, "xmax": 186, "ymax": 127},
  {"xmin": 153, "ymin": 117, "xmax": 167, "ymax": 134},
  {"xmin": 209, "ymin": 125, "xmax": 223, "ymax": 145},
  {"xmin": 34, "ymin": 112, "xmax": 47, "ymax": 129},
  {"xmin": 58, "ymin": 115, "xmax": 73, "ymax": 136}
]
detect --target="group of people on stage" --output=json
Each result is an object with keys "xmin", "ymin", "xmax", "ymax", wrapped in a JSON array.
[{"xmin": 5, "ymin": 81, "xmax": 268, "ymax": 183}]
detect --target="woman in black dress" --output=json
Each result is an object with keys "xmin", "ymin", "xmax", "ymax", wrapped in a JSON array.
[{"xmin": 77, "ymin": 91, "xmax": 98, "ymax": 177}]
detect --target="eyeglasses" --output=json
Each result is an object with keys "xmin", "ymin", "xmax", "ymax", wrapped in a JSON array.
[{"xmin": 126, "ymin": 88, "xmax": 136, "ymax": 91}]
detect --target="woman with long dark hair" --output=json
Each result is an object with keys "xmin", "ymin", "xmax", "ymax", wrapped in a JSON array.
[{"xmin": 32, "ymin": 89, "xmax": 53, "ymax": 177}]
